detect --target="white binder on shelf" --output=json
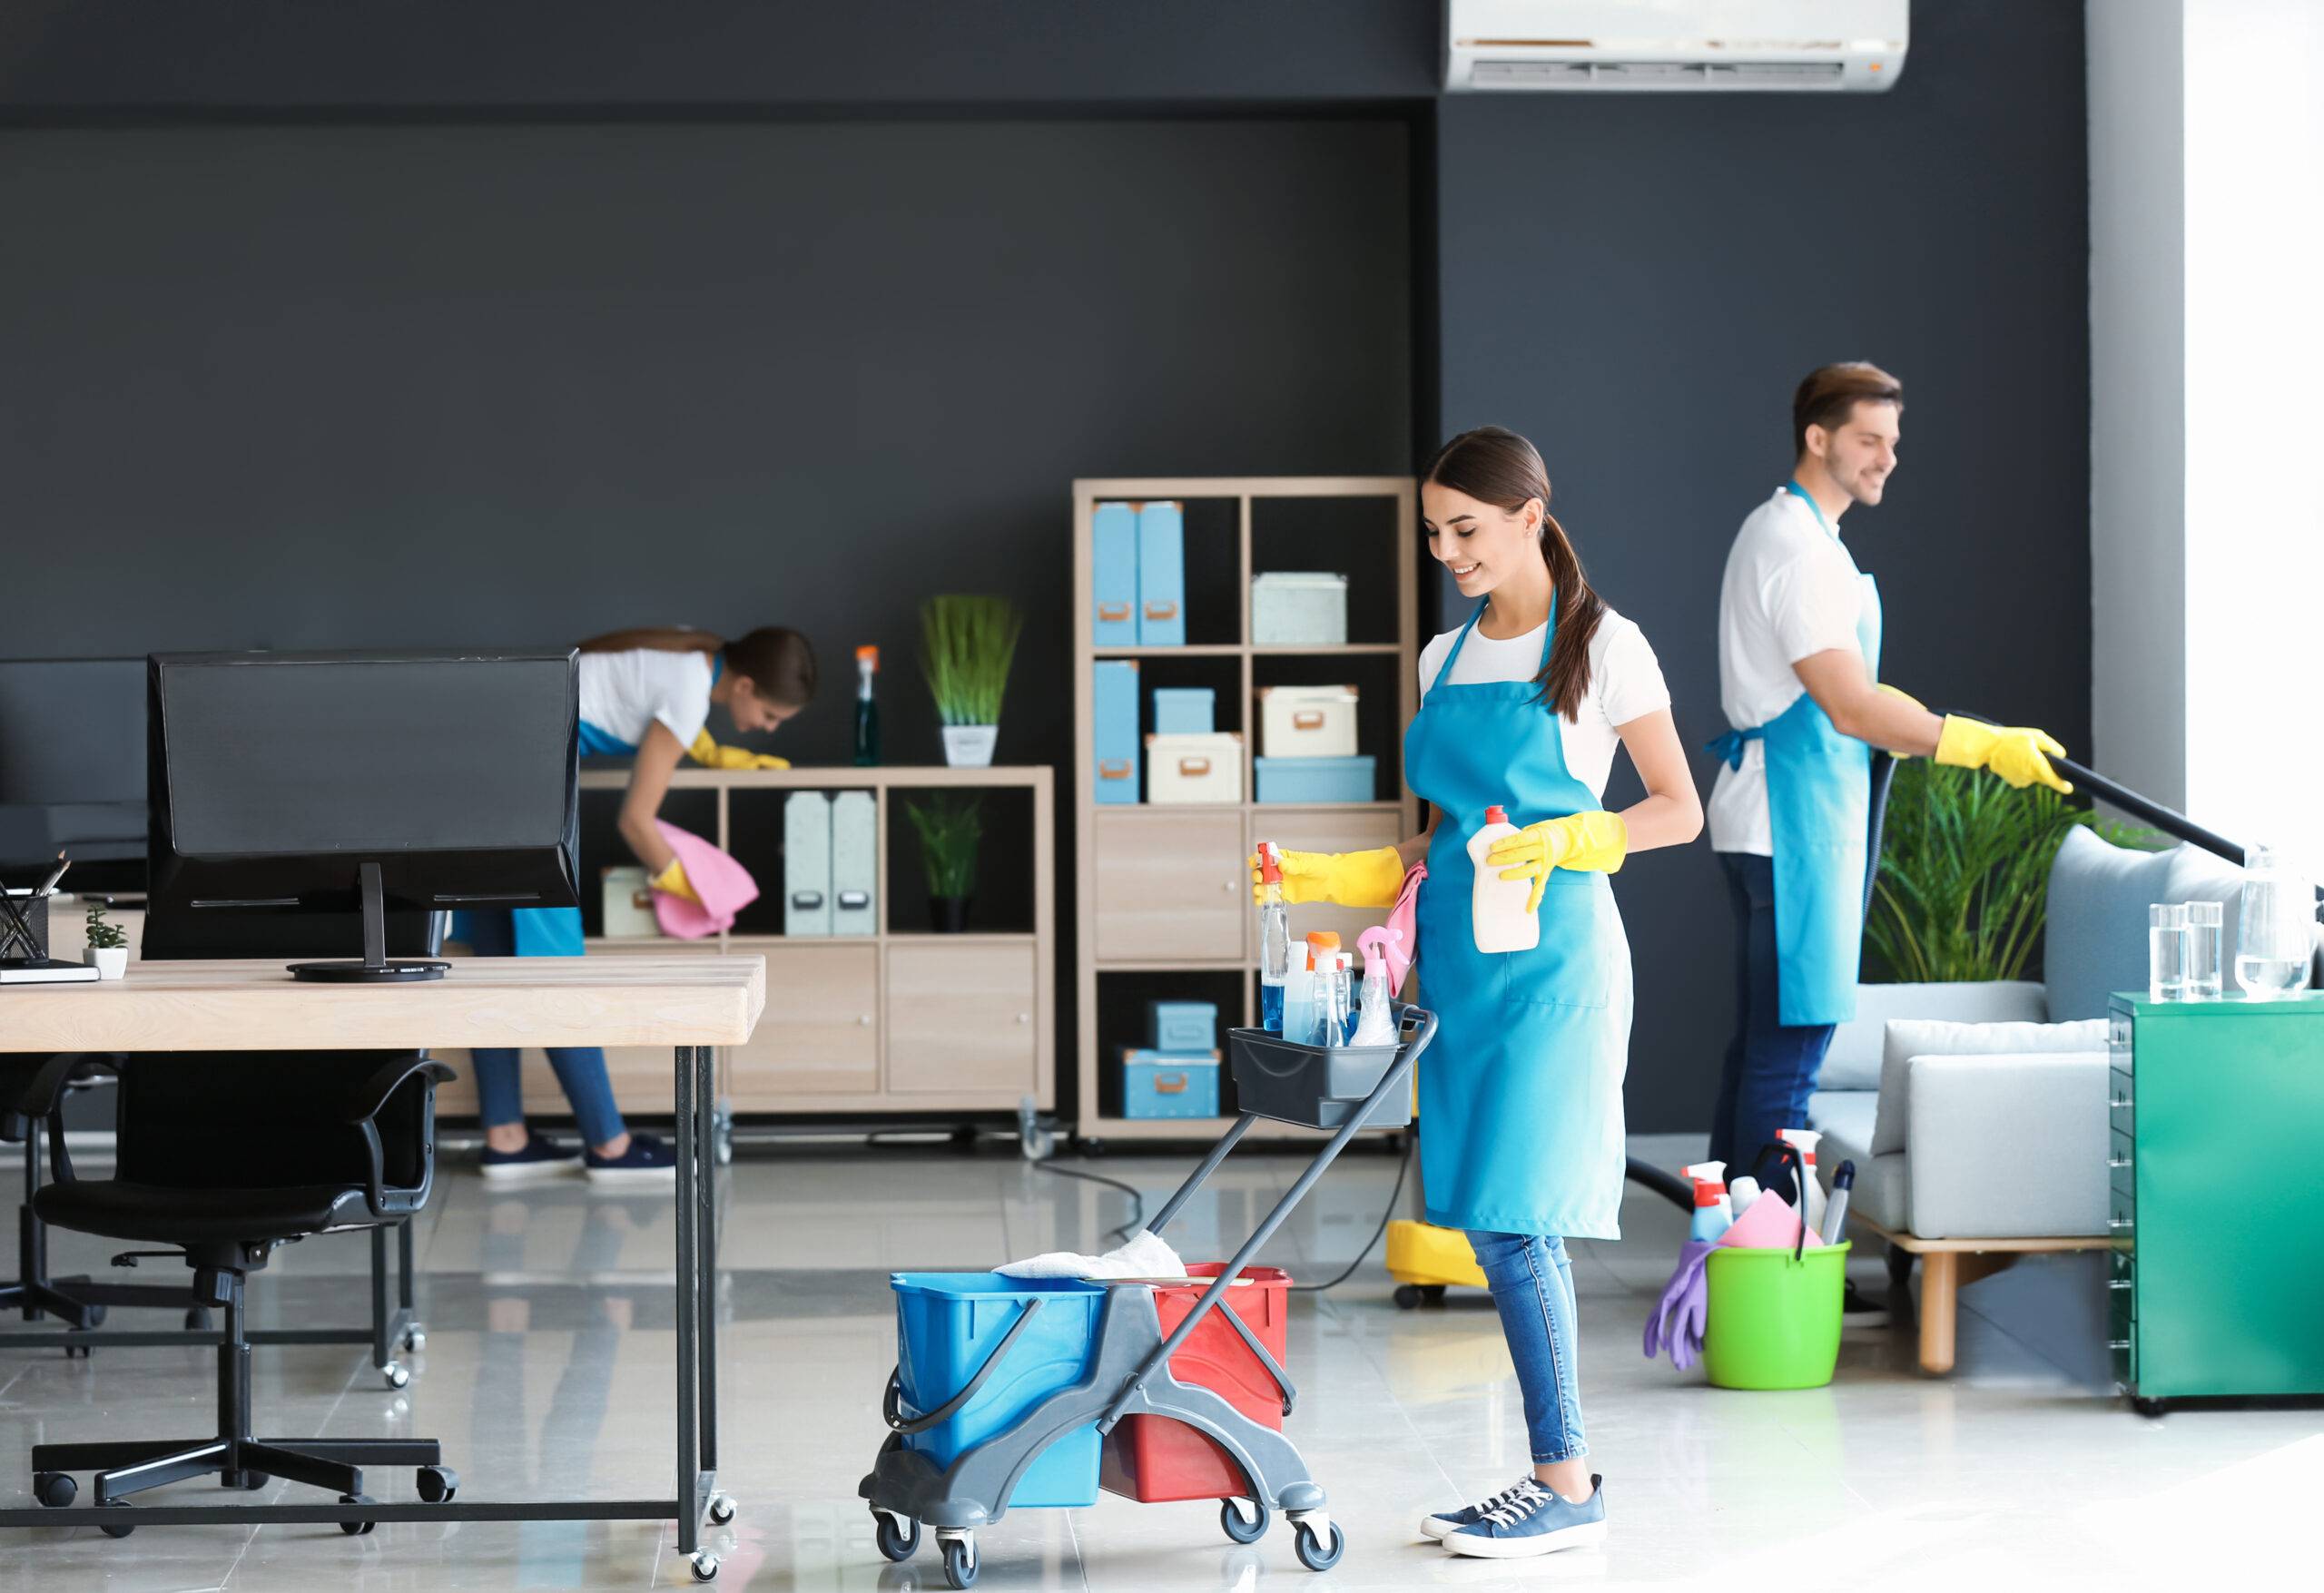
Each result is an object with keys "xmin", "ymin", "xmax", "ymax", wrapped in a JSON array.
[
  {"xmin": 783, "ymin": 792, "xmax": 833, "ymax": 938},
  {"xmin": 831, "ymin": 792, "xmax": 878, "ymax": 937}
]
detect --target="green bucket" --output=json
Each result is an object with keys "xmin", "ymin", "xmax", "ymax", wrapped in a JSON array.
[{"xmin": 1702, "ymin": 1242, "xmax": 1849, "ymax": 1390}]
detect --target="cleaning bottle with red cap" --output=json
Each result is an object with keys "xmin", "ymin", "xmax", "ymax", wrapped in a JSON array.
[
  {"xmin": 1256, "ymin": 841, "xmax": 1290, "ymax": 1033},
  {"xmin": 1777, "ymin": 1127, "xmax": 1827, "ymax": 1237},
  {"xmin": 1682, "ymin": 1161, "xmax": 1734, "ymax": 1243},
  {"xmin": 1467, "ymin": 804, "xmax": 1539, "ymax": 953}
]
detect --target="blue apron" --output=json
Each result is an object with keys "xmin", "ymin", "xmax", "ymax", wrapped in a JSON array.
[
  {"xmin": 1708, "ymin": 482, "xmax": 1883, "ymax": 1027},
  {"xmin": 1404, "ymin": 597, "xmax": 1632, "ymax": 1241}
]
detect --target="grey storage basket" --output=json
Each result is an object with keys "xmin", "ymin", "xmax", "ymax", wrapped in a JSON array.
[{"xmin": 1226, "ymin": 1005, "xmax": 1425, "ymax": 1130}]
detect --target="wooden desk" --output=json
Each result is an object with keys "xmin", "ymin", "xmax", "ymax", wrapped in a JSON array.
[{"xmin": 0, "ymin": 954, "xmax": 763, "ymax": 1581}]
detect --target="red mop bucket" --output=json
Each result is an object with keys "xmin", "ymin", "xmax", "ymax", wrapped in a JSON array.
[{"xmin": 1100, "ymin": 1264, "xmax": 1293, "ymax": 1502}]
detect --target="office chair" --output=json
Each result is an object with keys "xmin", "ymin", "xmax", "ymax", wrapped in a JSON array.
[{"xmin": 19, "ymin": 1047, "xmax": 458, "ymax": 1530}]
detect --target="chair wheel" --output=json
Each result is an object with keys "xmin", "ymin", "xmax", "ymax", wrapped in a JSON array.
[
  {"xmin": 1219, "ymin": 1497, "xmax": 1270, "ymax": 1544},
  {"xmin": 941, "ymin": 1535, "xmax": 977, "ymax": 1588},
  {"xmin": 34, "ymin": 1471, "xmax": 75, "ymax": 1509},
  {"xmin": 872, "ymin": 1507, "xmax": 918, "ymax": 1561},
  {"xmin": 1292, "ymin": 1519, "xmax": 1344, "ymax": 1571},
  {"xmin": 101, "ymin": 1520, "xmax": 135, "ymax": 1539},
  {"xmin": 1393, "ymin": 1284, "xmax": 1422, "ymax": 1310},
  {"xmin": 339, "ymin": 1493, "xmax": 377, "ymax": 1535},
  {"xmin": 382, "ymin": 1362, "xmax": 410, "ymax": 1390},
  {"xmin": 64, "ymin": 1343, "xmax": 91, "ymax": 1360},
  {"xmin": 689, "ymin": 1549, "xmax": 720, "ymax": 1581},
  {"xmin": 185, "ymin": 1306, "xmax": 212, "ymax": 1332},
  {"xmin": 417, "ymin": 1465, "xmax": 458, "ymax": 1503},
  {"xmin": 401, "ymin": 1326, "xmax": 426, "ymax": 1352},
  {"xmin": 706, "ymin": 1490, "xmax": 735, "ymax": 1525}
]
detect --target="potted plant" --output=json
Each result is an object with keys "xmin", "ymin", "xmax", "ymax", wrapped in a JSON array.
[
  {"xmin": 921, "ymin": 595, "xmax": 1023, "ymax": 767},
  {"xmin": 84, "ymin": 903, "xmax": 129, "ymax": 980},
  {"xmin": 907, "ymin": 795, "xmax": 984, "ymax": 933}
]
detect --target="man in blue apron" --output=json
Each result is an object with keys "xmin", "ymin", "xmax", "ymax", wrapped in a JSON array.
[{"xmin": 1706, "ymin": 363, "xmax": 2073, "ymax": 1175}]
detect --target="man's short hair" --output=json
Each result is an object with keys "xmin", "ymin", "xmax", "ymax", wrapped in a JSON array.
[{"xmin": 1793, "ymin": 362, "xmax": 1904, "ymax": 457}]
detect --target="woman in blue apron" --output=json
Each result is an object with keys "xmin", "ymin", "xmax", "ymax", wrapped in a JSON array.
[
  {"xmin": 464, "ymin": 625, "xmax": 815, "ymax": 1185},
  {"xmin": 1260, "ymin": 428, "xmax": 1701, "ymax": 1559}
]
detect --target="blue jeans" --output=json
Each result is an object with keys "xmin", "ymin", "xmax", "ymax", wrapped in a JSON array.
[
  {"xmin": 461, "ymin": 909, "xmax": 627, "ymax": 1148},
  {"xmin": 1467, "ymin": 1231, "xmax": 1586, "ymax": 1464},
  {"xmin": 1709, "ymin": 851, "xmax": 1836, "ymax": 1169}
]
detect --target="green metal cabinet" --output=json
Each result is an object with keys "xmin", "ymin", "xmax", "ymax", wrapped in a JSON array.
[{"xmin": 2109, "ymin": 991, "xmax": 2324, "ymax": 1407}]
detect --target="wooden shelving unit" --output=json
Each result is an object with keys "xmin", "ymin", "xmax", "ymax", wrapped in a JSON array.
[
  {"xmin": 1071, "ymin": 475, "xmax": 1418, "ymax": 1144},
  {"xmin": 434, "ymin": 763, "xmax": 1055, "ymax": 1128}
]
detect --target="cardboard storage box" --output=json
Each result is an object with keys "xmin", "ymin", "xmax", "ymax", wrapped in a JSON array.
[
  {"xmin": 1250, "ymin": 572, "xmax": 1347, "ymax": 646},
  {"xmin": 1121, "ymin": 1051, "xmax": 1221, "ymax": 1119},
  {"xmin": 1257, "ymin": 685, "xmax": 1358, "ymax": 759},
  {"xmin": 1147, "ymin": 732, "xmax": 1243, "ymax": 804},
  {"xmin": 1151, "ymin": 687, "xmax": 1216, "ymax": 736},
  {"xmin": 1254, "ymin": 754, "xmax": 1374, "ymax": 805}
]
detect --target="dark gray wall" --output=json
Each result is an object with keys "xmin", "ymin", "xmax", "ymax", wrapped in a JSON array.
[{"xmin": 1432, "ymin": 0, "xmax": 2090, "ymax": 1128}]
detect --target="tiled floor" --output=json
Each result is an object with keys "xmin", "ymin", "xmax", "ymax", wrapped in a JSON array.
[{"xmin": 2, "ymin": 1131, "xmax": 2317, "ymax": 1589}]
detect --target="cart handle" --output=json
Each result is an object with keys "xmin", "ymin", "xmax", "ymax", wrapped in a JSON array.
[{"xmin": 881, "ymin": 1296, "xmax": 1047, "ymax": 1436}]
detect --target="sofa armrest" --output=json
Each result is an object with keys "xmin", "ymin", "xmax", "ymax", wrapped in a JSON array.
[{"xmin": 1905, "ymin": 1050, "xmax": 2110, "ymax": 1240}]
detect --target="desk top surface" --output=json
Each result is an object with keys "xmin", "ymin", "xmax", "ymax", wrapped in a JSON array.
[{"xmin": 0, "ymin": 955, "xmax": 765, "ymax": 1053}]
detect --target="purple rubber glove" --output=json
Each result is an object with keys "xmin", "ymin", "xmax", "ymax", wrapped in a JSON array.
[{"xmin": 1642, "ymin": 1240, "xmax": 1716, "ymax": 1370}]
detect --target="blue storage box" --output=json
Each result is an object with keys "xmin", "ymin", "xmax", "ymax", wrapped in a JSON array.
[
  {"xmin": 1121, "ymin": 1051, "xmax": 1221, "ymax": 1118},
  {"xmin": 1150, "ymin": 687, "xmax": 1215, "ymax": 736},
  {"xmin": 1255, "ymin": 754, "xmax": 1376, "ymax": 804},
  {"xmin": 891, "ymin": 1273, "xmax": 1107, "ymax": 1506},
  {"xmin": 1092, "ymin": 661, "xmax": 1141, "ymax": 804},
  {"xmin": 1136, "ymin": 501, "xmax": 1187, "ymax": 646},
  {"xmin": 1092, "ymin": 502, "xmax": 1138, "ymax": 647},
  {"xmin": 1147, "ymin": 999, "xmax": 1218, "ymax": 1052}
]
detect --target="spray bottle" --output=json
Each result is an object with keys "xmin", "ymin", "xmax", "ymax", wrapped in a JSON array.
[
  {"xmin": 1352, "ymin": 927, "xmax": 1398, "ymax": 1046},
  {"xmin": 1777, "ymin": 1128, "xmax": 1827, "ymax": 1237},
  {"xmin": 852, "ymin": 645, "xmax": 881, "ymax": 766},
  {"xmin": 1256, "ymin": 842, "xmax": 1290, "ymax": 1034},
  {"xmin": 1682, "ymin": 1161, "xmax": 1734, "ymax": 1243},
  {"xmin": 1305, "ymin": 936, "xmax": 1348, "ymax": 1046}
]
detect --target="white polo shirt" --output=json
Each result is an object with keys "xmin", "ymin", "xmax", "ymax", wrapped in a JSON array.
[
  {"xmin": 1419, "ymin": 605, "xmax": 1671, "ymax": 801},
  {"xmin": 1707, "ymin": 488, "xmax": 1873, "ymax": 855},
  {"xmin": 576, "ymin": 648, "xmax": 716, "ymax": 752}
]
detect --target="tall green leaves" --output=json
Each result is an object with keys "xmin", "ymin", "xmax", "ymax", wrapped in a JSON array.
[
  {"xmin": 1864, "ymin": 760, "xmax": 2150, "ymax": 983},
  {"xmin": 920, "ymin": 595, "xmax": 1024, "ymax": 727},
  {"xmin": 906, "ymin": 795, "xmax": 984, "ymax": 900}
]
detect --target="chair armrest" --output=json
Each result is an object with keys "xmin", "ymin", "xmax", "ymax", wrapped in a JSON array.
[
  {"xmin": 342, "ymin": 1057, "xmax": 458, "ymax": 1125},
  {"xmin": 1904, "ymin": 1050, "xmax": 2110, "ymax": 1240},
  {"xmin": 9, "ymin": 1052, "xmax": 121, "ymax": 1119}
]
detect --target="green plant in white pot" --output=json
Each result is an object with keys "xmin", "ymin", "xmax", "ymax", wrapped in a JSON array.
[
  {"xmin": 921, "ymin": 595, "xmax": 1022, "ymax": 767},
  {"xmin": 84, "ymin": 902, "xmax": 129, "ymax": 980}
]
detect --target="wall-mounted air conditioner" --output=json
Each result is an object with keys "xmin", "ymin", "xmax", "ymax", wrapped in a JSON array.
[{"xmin": 1446, "ymin": 0, "xmax": 1908, "ymax": 93}]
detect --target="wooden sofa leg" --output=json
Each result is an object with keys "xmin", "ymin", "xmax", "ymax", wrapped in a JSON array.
[{"xmin": 1918, "ymin": 1251, "xmax": 1958, "ymax": 1374}]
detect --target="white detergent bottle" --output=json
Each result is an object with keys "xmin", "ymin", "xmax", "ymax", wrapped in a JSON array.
[
  {"xmin": 1468, "ymin": 805, "xmax": 1539, "ymax": 954},
  {"xmin": 1777, "ymin": 1128, "xmax": 1827, "ymax": 1236}
]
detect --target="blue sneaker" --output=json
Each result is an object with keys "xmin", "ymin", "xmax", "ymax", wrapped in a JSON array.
[
  {"xmin": 585, "ymin": 1132, "xmax": 677, "ymax": 1187},
  {"xmin": 1419, "ymin": 1475, "xmax": 1534, "ymax": 1541},
  {"xmin": 1441, "ymin": 1476, "xmax": 1606, "ymax": 1559},
  {"xmin": 479, "ymin": 1135, "xmax": 582, "ymax": 1183}
]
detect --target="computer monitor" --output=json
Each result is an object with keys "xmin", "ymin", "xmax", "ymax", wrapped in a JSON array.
[
  {"xmin": 147, "ymin": 650, "xmax": 580, "ymax": 982},
  {"xmin": 0, "ymin": 657, "xmax": 148, "ymax": 880}
]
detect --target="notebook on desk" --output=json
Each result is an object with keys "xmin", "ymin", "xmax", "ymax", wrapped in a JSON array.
[{"xmin": 0, "ymin": 958, "xmax": 98, "ymax": 984}]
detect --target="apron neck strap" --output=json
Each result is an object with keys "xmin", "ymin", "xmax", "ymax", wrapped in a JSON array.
[
  {"xmin": 1783, "ymin": 479, "xmax": 1838, "ymax": 542},
  {"xmin": 1442, "ymin": 590, "xmax": 1561, "ymax": 678}
]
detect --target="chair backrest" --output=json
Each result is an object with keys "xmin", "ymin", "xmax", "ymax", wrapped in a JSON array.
[
  {"xmin": 2043, "ymin": 826, "xmax": 2247, "ymax": 1021},
  {"xmin": 114, "ymin": 1051, "xmax": 436, "ymax": 1198}
]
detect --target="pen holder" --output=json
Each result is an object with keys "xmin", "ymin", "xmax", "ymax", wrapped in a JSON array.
[{"xmin": 0, "ymin": 889, "xmax": 54, "ymax": 963}]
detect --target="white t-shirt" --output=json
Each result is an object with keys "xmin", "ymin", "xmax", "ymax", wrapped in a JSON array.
[
  {"xmin": 1707, "ymin": 488, "xmax": 1874, "ymax": 855},
  {"xmin": 1417, "ymin": 605, "xmax": 1671, "ymax": 801},
  {"xmin": 576, "ymin": 648, "xmax": 716, "ymax": 752}
]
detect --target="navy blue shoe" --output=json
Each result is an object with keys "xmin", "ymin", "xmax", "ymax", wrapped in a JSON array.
[
  {"xmin": 586, "ymin": 1133, "xmax": 677, "ymax": 1187},
  {"xmin": 1441, "ymin": 1476, "xmax": 1606, "ymax": 1559},
  {"xmin": 1419, "ymin": 1475, "xmax": 1534, "ymax": 1541},
  {"xmin": 478, "ymin": 1135, "xmax": 583, "ymax": 1184}
]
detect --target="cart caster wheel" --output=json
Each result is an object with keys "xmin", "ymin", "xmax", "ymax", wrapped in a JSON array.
[
  {"xmin": 237, "ymin": 1471, "xmax": 269, "ymax": 1490},
  {"xmin": 382, "ymin": 1362, "xmax": 410, "ymax": 1391},
  {"xmin": 64, "ymin": 1343, "xmax": 90, "ymax": 1360},
  {"xmin": 34, "ymin": 1471, "xmax": 75, "ymax": 1509},
  {"xmin": 339, "ymin": 1493, "xmax": 377, "ymax": 1535},
  {"xmin": 83, "ymin": 1304, "xmax": 108, "ymax": 1328},
  {"xmin": 185, "ymin": 1306, "xmax": 211, "ymax": 1332},
  {"xmin": 417, "ymin": 1465, "xmax": 458, "ymax": 1503},
  {"xmin": 704, "ymin": 1490, "xmax": 735, "ymax": 1525},
  {"xmin": 402, "ymin": 1326, "xmax": 426, "ymax": 1352},
  {"xmin": 1393, "ymin": 1283, "xmax": 1422, "ymax": 1310},
  {"xmin": 1292, "ymin": 1519, "xmax": 1344, "ymax": 1571},
  {"xmin": 2132, "ymin": 1397, "xmax": 2168, "ymax": 1419},
  {"xmin": 941, "ymin": 1536, "xmax": 978, "ymax": 1588},
  {"xmin": 1423, "ymin": 1283, "xmax": 1448, "ymax": 1305},
  {"xmin": 872, "ymin": 1509, "xmax": 919, "ymax": 1561},
  {"xmin": 689, "ymin": 1550, "xmax": 720, "ymax": 1582},
  {"xmin": 101, "ymin": 1518, "xmax": 135, "ymax": 1539},
  {"xmin": 1220, "ymin": 1497, "xmax": 1270, "ymax": 1544}
]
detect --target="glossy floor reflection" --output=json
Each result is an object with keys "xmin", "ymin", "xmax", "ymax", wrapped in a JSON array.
[{"xmin": 3, "ymin": 1132, "xmax": 2316, "ymax": 1589}]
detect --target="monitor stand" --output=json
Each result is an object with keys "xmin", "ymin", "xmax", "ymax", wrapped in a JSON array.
[{"xmin": 288, "ymin": 861, "xmax": 451, "ymax": 983}]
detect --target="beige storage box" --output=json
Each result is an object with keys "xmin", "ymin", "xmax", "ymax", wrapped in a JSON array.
[
  {"xmin": 1257, "ymin": 684, "xmax": 1359, "ymax": 759},
  {"xmin": 600, "ymin": 866, "xmax": 662, "ymax": 939},
  {"xmin": 1146, "ymin": 732, "xmax": 1245, "ymax": 804},
  {"xmin": 1250, "ymin": 571, "xmax": 1348, "ymax": 645}
]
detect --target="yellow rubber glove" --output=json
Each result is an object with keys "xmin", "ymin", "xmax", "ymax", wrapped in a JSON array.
[
  {"xmin": 1486, "ymin": 811, "xmax": 1629, "ymax": 915},
  {"xmin": 1935, "ymin": 717, "xmax": 2073, "ymax": 793},
  {"xmin": 1247, "ymin": 847, "xmax": 1403, "ymax": 910},
  {"xmin": 689, "ymin": 729, "xmax": 790, "ymax": 771},
  {"xmin": 651, "ymin": 856, "xmax": 703, "ymax": 904}
]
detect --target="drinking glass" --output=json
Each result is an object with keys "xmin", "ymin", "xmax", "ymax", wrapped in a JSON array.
[
  {"xmin": 2148, "ymin": 903, "xmax": 2187, "ymax": 1002},
  {"xmin": 2182, "ymin": 900, "xmax": 2223, "ymax": 1000}
]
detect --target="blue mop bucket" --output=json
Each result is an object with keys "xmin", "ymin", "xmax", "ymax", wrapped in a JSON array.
[{"xmin": 888, "ymin": 1273, "xmax": 1108, "ymax": 1507}]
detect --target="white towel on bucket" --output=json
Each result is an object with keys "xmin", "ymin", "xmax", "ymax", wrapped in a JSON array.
[{"xmin": 995, "ymin": 1229, "xmax": 1189, "ymax": 1280}]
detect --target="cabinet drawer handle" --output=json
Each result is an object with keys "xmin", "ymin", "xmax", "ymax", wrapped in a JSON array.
[
  {"xmin": 2109, "ymin": 1094, "xmax": 2133, "ymax": 1109},
  {"xmin": 2109, "ymin": 1278, "xmax": 2133, "ymax": 1292},
  {"xmin": 2108, "ymin": 1339, "xmax": 2132, "ymax": 1352},
  {"xmin": 2108, "ymin": 1155, "xmax": 2132, "ymax": 1169},
  {"xmin": 2108, "ymin": 1217, "xmax": 2134, "ymax": 1231}
]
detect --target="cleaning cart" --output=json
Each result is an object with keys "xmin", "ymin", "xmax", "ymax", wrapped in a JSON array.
[{"xmin": 861, "ymin": 1005, "xmax": 1437, "ymax": 1588}]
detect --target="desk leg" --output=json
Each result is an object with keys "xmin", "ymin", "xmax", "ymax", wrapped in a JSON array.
[
  {"xmin": 674, "ymin": 1044, "xmax": 703, "ymax": 1559},
  {"xmin": 697, "ymin": 1044, "xmax": 719, "ymax": 1476}
]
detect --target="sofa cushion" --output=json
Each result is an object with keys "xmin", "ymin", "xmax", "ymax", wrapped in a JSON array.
[
  {"xmin": 1906, "ymin": 1052, "xmax": 2112, "ymax": 1238},
  {"xmin": 2043, "ymin": 828, "xmax": 2246, "ymax": 1021},
  {"xmin": 1824, "ymin": 982, "xmax": 2046, "ymax": 1091},
  {"xmin": 1871, "ymin": 1017, "xmax": 2108, "ymax": 1155}
]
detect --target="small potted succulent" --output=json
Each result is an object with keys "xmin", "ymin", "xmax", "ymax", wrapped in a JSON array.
[
  {"xmin": 907, "ymin": 794, "xmax": 984, "ymax": 933},
  {"xmin": 84, "ymin": 903, "xmax": 129, "ymax": 980},
  {"xmin": 921, "ymin": 595, "xmax": 1023, "ymax": 767}
]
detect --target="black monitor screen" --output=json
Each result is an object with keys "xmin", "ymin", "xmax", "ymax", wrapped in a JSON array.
[{"xmin": 158, "ymin": 654, "xmax": 573, "ymax": 858}]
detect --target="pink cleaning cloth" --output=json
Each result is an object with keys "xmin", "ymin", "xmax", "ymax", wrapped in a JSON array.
[
  {"xmin": 1717, "ymin": 1191, "xmax": 1824, "ymax": 1250},
  {"xmin": 1378, "ymin": 863, "xmax": 1426, "ymax": 989},
  {"xmin": 651, "ymin": 821, "xmax": 761, "ymax": 939}
]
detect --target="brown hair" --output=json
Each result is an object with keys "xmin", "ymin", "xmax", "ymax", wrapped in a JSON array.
[
  {"xmin": 1792, "ymin": 362, "xmax": 1903, "ymax": 458},
  {"xmin": 1423, "ymin": 426, "xmax": 1605, "ymax": 723},
  {"xmin": 576, "ymin": 625, "xmax": 818, "ymax": 709}
]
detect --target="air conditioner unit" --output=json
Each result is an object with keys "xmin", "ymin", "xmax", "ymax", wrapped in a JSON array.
[{"xmin": 1446, "ymin": 0, "xmax": 1908, "ymax": 93}]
